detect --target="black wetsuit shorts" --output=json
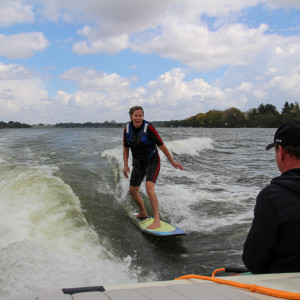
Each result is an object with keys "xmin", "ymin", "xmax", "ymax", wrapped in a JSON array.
[{"xmin": 130, "ymin": 154, "xmax": 160, "ymax": 187}]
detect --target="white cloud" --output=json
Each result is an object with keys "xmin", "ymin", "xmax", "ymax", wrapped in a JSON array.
[
  {"xmin": 132, "ymin": 18, "xmax": 269, "ymax": 71},
  {"xmin": 263, "ymin": 0, "xmax": 300, "ymax": 9},
  {"xmin": 54, "ymin": 68, "xmax": 136, "ymax": 121},
  {"xmin": 38, "ymin": 0, "xmax": 266, "ymax": 56},
  {"xmin": 217, "ymin": 33, "xmax": 300, "ymax": 109},
  {"xmin": 40, "ymin": 0, "xmax": 172, "ymax": 30},
  {"xmin": 1, "ymin": 0, "xmax": 300, "ymax": 123},
  {"xmin": 1, "ymin": 0, "xmax": 296, "ymax": 68},
  {"xmin": 1, "ymin": 57, "xmax": 300, "ymax": 123},
  {"xmin": 0, "ymin": 0, "xmax": 34, "ymax": 28},
  {"xmin": 137, "ymin": 68, "xmax": 250, "ymax": 120},
  {"xmin": 56, "ymin": 67, "xmax": 251, "ymax": 122},
  {"xmin": 55, "ymin": 54, "xmax": 300, "ymax": 122},
  {"xmin": 0, "ymin": 63, "xmax": 49, "ymax": 121},
  {"xmin": 0, "ymin": 63, "xmax": 135, "ymax": 123},
  {"xmin": 0, "ymin": 32, "xmax": 49, "ymax": 59},
  {"xmin": 38, "ymin": 0, "xmax": 297, "ymax": 73},
  {"xmin": 61, "ymin": 67, "xmax": 132, "ymax": 92},
  {"xmin": 73, "ymin": 26, "xmax": 129, "ymax": 55},
  {"xmin": 260, "ymin": 42, "xmax": 300, "ymax": 99}
]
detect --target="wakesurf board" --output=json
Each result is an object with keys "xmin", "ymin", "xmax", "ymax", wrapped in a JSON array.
[{"xmin": 135, "ymin": 216, "xmax": 186, "ymax": 236}]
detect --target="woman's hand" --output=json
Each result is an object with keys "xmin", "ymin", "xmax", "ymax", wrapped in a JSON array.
[
  {"xmin": 123, "ymin": 165, "xmax": 130, "ymax": 178},
  {"xmin": 172, "ymin": 161, "xmax": 184, "ymax": 170}
]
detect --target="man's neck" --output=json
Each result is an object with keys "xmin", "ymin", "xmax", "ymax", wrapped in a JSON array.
[{"xmin": 280, "ymin": 159, "xmax": 300, "ymax": 173}]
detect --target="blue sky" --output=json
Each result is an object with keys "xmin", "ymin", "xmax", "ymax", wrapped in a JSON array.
[{"xmin": 0, "ymin": 0, "xmax": 300, "ymax": 124}]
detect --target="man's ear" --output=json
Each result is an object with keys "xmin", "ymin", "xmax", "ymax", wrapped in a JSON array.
[{"xmin": 278, "ymin": 145, "xmax": 286, "ymax": 161}]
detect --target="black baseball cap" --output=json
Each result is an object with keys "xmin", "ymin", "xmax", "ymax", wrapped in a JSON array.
[{"xmin": 266, "ymin": 120, "xmax": 300, "ymax": 150}]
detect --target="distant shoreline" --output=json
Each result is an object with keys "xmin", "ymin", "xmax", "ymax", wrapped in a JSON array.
[{"xmin": 2, "ymin": 101, "xmax": 299, "ymax": 129}]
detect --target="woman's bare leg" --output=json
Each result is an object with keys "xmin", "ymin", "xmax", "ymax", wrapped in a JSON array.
[
  {"xmin": 129, "ymin": 185, "xmax": 147, "ymax": 218},
  {"xmin": 145, "ymin": 181, "xmax": 161, "ymax": 229}
]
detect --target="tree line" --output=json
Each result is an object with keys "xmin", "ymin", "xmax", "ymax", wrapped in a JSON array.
[
  {"xmin": 2, "ymin": 101, "xmax": 299, "ymax": 129},
  {"xmin": 164, "ymin": 101, "xmax": 300, "ymax": 128},
  {"xmin": 54, "ymin": 121, "xmax": 124, "ymax": 128},
  {"xmin": 0, "ymin": 121, "xmax": 32, "ymax": 129}
]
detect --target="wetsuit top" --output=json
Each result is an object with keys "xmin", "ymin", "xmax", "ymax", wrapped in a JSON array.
[
  {"xmin": 123, "ymin": 120, "xmax": 163, "ymax": 167},
  {"xmin": 242, "ymin": 168, "xmax": 300, "ymax": 274}
]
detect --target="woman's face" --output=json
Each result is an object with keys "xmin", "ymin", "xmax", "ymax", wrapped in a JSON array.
[{"xmin": 131, "ymin": 109, "xmax": 144, "ymax": 128}]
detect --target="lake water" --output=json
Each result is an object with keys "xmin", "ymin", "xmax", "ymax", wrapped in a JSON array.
[{"xmin": 0, "ymin": 127, "xmax": 278, "ymax": 297}]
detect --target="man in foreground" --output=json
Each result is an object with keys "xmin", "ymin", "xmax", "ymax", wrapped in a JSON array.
[{"xmin": 243, "ymin": 120, "xmax": 300, "ymax": 274}]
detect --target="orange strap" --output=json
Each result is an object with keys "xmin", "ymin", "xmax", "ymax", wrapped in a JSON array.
[
  {"xmin": 212, "ymin": 268, "xmax": 225, "ymax": 277},
  {"xmin": 175, "ymin": 271, "xmax": 300, "ymax": 300}
]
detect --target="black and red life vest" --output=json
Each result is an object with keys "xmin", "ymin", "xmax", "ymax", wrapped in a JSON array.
[{"xmin": 125, "ymin": 120, "xmax": 158, "ymax": 165}]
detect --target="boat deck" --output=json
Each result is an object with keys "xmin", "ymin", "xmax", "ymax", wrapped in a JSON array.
[{"xmin": 2, "ymin": 273, "xmax": 300, "ymax": 300}]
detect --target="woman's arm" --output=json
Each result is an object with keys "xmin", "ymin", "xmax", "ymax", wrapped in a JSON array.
[
  {"xmin": 159, "ymin": 144, "xmax": 183, "ymax": 170},
  {"xmin": 123, "ymin": 147, "xmax": 130, "ymax": 178}
]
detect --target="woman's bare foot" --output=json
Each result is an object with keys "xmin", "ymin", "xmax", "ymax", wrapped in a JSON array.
[
  {"xmin": 135, "ymin": 212, "xmax": 148, "ymax": 219},
  {"xmin": 146, "ymin": 220, "xmax": 161, "ymax": 229}
]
